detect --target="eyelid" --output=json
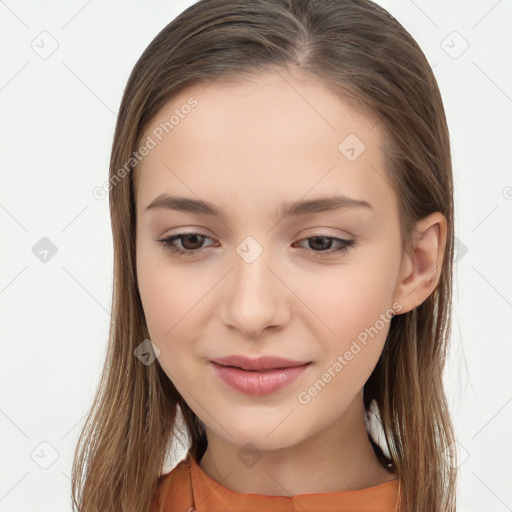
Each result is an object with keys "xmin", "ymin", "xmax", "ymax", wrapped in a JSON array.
[{"xmin": 158, "ymin": 230, "xmax": 356, "ymax": 259}]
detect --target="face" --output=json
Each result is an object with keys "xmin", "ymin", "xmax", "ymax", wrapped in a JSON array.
[{"xmin": 134, "ymin": 69, "xmax": 404, "ymax": 451}]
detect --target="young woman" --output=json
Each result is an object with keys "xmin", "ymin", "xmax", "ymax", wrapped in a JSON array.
[{"xmin": 71, "ymin": 0, "xmax": 458, "ymax": 510}]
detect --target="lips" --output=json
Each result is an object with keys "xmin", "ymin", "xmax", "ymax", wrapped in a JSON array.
[
  {"xmin": 209, "ymin": 359, "xmax": 312, "ymax": 396},
  {"xmin": 210, "ymin": 354, "xmax": 311, "ymax": 372}
]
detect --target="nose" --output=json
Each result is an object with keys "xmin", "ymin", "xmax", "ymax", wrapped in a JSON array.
[{"xmin": 220, "ymin": 241, "xmax": 291, "ymax": 338}]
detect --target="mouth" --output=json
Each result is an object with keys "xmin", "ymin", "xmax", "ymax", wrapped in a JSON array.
[
  {"xmin": 210, "ymin": 355, "xmax": 312, "ymax": 372},
  {"xmin": 209, "ymin": 360, "xmax": 312, "ymax": 396},
  {"xmin": 213, "ymin": 363, "xmax": 310, "ymax": 372}
]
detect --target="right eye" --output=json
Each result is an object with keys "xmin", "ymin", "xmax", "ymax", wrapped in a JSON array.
[{"xmin": 158, "ymin": 232, "xmax": 216, "ymax": 257}]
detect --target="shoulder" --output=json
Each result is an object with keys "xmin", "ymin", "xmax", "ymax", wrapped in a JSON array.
[{"xmin": 151, "ymin": 455, "xmax": 194, "ymax": 512}]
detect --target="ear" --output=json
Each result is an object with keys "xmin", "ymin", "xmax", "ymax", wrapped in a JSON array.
[{"xmin": 392, "ymin": 212, "xmax": 448, "ymax": 315}]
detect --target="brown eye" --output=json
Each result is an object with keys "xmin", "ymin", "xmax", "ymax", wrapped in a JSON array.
[
  {"xmin": 177, "ymin": 234, "xmax": 206, "ymax": 250},
  {"xmin": 308, "ymin": 236, "xmax": 335, "ymax": 251},
  {"xmin": 294, "ymin": 235, "xmax": 355, "ymax": 257},
  {"xmin": 159, "ymin": 232, "xmax": 214, "ymax": 256}
]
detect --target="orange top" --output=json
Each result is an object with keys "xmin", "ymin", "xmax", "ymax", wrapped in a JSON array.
[{"xmin": 151, "ymin": 452, "xmax": 400, "ymax": 512}]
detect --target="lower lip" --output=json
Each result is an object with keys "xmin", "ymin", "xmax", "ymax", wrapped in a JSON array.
[{"xmin": 209, "ymin": 362, "xmax": 311, "ymax": 396}]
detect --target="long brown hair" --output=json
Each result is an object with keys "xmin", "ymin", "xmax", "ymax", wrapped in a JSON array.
[{"xmin": 71, "ymin": 0, "xmax": 458, "ymax": 510}]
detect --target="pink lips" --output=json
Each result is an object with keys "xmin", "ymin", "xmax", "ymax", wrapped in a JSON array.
[{"xmin": 209, "ymin": 355, "xmax": 312, "ymax": 396}]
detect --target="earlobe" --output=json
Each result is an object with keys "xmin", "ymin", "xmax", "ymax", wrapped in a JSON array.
[{"xmin": 392, "ymin": 212, "xmax": 447, "ymax": 315}]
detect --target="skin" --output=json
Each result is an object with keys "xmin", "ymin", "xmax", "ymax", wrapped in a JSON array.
[{"xmin": 134, "ymin": 68, "xmax": 447, "ymax": 496}]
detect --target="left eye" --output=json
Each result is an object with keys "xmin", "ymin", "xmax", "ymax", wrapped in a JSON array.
[
  {"xmin": 158, "ymin": 232, "xmax": 355, "ymax": 258},
  {"xmin": 293, "ymin": 235, "xmax": 355, "ymax": 256}
]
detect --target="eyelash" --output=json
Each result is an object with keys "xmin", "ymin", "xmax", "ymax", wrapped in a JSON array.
[{"xmin": 158, "ymin": 232, "xmax": 355, "ymax": 258}]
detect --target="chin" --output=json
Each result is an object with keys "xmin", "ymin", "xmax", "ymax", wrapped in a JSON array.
[{"xmin": 212, "ymin": 421, "xmax": 307, "ymax": 453}]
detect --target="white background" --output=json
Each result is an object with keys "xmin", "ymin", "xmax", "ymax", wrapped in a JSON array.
[{"xmin": 1, "ymin": 1, "xmax": 511, "ymax": 511}]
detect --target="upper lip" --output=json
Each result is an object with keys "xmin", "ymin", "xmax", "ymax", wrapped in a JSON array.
[{"xmin": 211, "ymin": 355, "xmax": 311, "ymax": 371}]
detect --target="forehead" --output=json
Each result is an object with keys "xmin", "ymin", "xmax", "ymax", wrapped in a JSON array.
[{"xmin": 134, "ymin": 70, "xmax": 394, "ymax": 218}]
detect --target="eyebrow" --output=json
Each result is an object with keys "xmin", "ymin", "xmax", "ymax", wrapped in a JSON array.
[{"xmin": 144, "ymin": 193, "xmax": 373, "ymax": 220}]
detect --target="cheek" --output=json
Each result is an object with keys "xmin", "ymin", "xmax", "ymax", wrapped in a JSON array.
[
  {"xmin": 136, "ymin": 250, "xmax": 210, "ymax": 378},
  {"xmin": 137, "ymin": 244, "xmax": 193, "ymax": 336},
  {"xmin": 136, "ymin": 249, "xmax": 181, "ymax": 364},
  {"xmin": 137, "ymin": 271, "xmax": 194, "ymax": 383},
  {"xmin": 300, "ymin": 262, "xmax": 393, "ymax": 339},
  {"xmin": 298, "ymin": 280, "xmax": 391, "ymax": 414},
  {"xmin": 295, "ymin": 257, "xmax": 395, "ymax": 385}
]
